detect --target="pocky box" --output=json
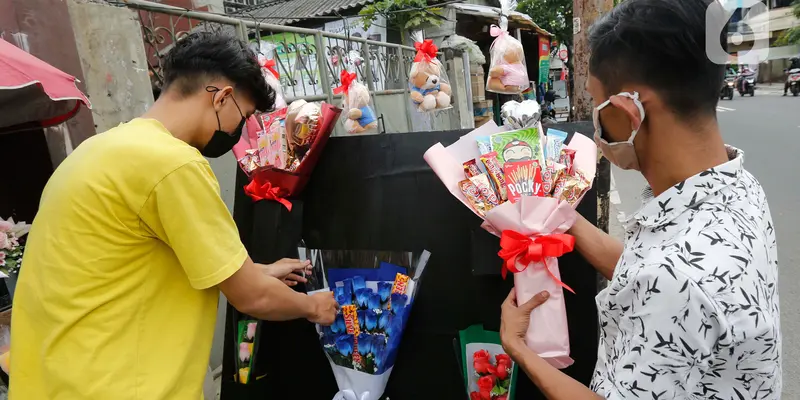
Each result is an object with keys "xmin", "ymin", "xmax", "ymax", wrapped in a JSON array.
[{"xmin": 504, "ymin": 160, "xmax": 544, "ymax": 203}]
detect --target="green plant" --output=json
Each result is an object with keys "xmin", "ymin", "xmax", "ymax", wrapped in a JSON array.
[
  {"xmin": 776, "ymin": 0, "xmax": 800, "ymax": 46},
  {"xmin": 519, "ymin": 0, "xmax": 573, "ymax": 47},
  {"xmin": 359, "ymin": 0, "xmax": 444, "ymax": 44}
]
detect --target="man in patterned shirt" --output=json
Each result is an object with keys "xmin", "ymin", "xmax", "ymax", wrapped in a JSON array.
[{"xmin": 499, "ymin": 0, "xmax": 782, "ymax": 398}]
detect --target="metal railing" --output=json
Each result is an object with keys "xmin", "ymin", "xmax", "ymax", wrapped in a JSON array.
[{"xmin": 118, "ymin": 0, "xmax": 443, "ymax": 118}]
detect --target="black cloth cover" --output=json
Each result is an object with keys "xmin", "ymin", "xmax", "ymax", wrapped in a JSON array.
[{"xmin": 223, "ymin": 125, "xmax": 601, "ymax": 399}]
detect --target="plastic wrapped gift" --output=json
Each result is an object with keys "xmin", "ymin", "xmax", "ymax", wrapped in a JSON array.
[
  {"xmin": 486, "ymin": 0, "xmax": 530, "ymax": 94},
  {"xmin": 408, "ymin": 31, "xmax": 452, "ymax": 113},
  {"xmin": 301, "ymin": 249, "xmax": 431, "ymax": 400},
  {"xmin": 256, "ymin": 41, "xmax": 287, "ymax": 109},
  {"xmin": 334, "ymin": 70, "xmax": 378, "ymax": 134}
]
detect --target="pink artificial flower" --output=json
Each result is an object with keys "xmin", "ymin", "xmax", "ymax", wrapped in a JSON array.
[
  {"xmin": 0, "ymin": 233, "xmax": 8, "ymax": 250},
  {"xmin": 0, "ymin": 220, "xmax": 12, "ymax": 233},
  {"xmin": 239, "ymin": 342, "xmax": 252, "ymax": 362},
  {"xmin": 246, "ymin": 322, "xmax": 257, "ymax": 340}
]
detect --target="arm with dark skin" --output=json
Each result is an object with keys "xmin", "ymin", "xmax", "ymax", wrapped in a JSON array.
[
  {"xmin": 500, "ymin": 290, "xmax": 604, "ymax": 400},
  {"xmin": 568, "ymin": 214, "xmax": 623, "ymax": 280}
]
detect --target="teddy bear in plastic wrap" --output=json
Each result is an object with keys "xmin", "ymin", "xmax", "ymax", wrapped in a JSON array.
[
  {"xmin": 343, "ymin": 80, "xmax": 378, "ymax": 134},
  {"xmin": 409, "ymin": 60, "xmax": 452, "ymax": 112},
  {"xmin": 486, "ymin": 31, "xmax": 528, "ymax": 94}
]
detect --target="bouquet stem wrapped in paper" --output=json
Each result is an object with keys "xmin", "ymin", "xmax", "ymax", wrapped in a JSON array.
[
  {"xmin": 302, "ymin": 249, "xmax": 431, "ymax": 400},
  {"xmin": 424, "ymin": 119, "xmax": 596, "ymax": 369}
]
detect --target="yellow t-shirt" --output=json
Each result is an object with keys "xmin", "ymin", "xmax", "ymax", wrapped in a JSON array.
[{"xmin": 9, "ymin": 118, "xmax": 247, "ymax": 399}]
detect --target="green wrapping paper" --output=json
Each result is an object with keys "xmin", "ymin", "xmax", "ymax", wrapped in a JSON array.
[{"xmin": 458, "ymin": 325, "xmax": 518, "ymax": 400}]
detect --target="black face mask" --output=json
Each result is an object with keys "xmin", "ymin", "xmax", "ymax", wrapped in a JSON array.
[{"xmin": 202, "ymin": 86, "xmax": 246, "ymax": 158}]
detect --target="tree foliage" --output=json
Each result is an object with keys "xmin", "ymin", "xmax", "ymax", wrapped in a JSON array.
[
  {"xmin": 359, "ymin": 0, "xmax": 444, "ymax": 33},
  {"xmin": 518, "ymin": 0, "xmax": 573, "ymax": 46},
  {"xmin": 775, "ymin": 0, "xmax": 800, "ymax": 46}
]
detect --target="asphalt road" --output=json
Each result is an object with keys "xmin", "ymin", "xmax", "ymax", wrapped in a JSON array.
[{"xmin": 608, "ymin": 85, "xmax": 800, "ymax": 397}]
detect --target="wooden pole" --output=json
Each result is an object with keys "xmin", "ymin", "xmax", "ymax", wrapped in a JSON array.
[{"xmin": 572, "ymin": 0, "xmax": 615, "ymax": 121}]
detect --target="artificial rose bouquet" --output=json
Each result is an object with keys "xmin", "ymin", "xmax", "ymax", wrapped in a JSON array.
[
  {"xmin": 459, "ymin": 325, "xmax": 517, "ymax": 400},
  {"xmin": 0, "ymin": 217, "xmax": 30, "ymax": 277}
]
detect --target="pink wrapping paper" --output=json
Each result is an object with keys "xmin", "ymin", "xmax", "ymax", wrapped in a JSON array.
[{"xmin": 423, "ymin": 121, "xmax": 597, "ymax": 368}]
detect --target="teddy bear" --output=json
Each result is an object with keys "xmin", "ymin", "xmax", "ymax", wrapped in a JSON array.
[
  {"xmin": 343, "ymin": 81, "xmax": 378, "ymax": 134},
  {"xmin": 487, "ymin": 37, "xmax": 528, "ymax": 94},
  {"xmin": 409, "ymin": 60, "xmax": 452, "ymax": 112}
]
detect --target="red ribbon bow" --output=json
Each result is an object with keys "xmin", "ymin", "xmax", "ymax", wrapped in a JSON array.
[
  {"xmin": 261, "ymin": 58, "xmax": 280, "ymax": 79},
  {"xmin": 333, "ymin": 70, "xmax": 357, "ymax": 95},
  {"xmin": 413, "ymin": 39, "xmax": 438, "ymax": 63},
  {"xmin": 244, "ymin": 179, "xmax": 292, "ymax": 211},
  {"xmin": 497, "ymin": 230, "xmax": 576, "ymax": 294}
]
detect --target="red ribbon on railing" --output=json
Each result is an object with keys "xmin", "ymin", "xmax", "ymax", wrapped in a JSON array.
[
  {"xmin": 261, "ymin": 58, "xmax": 280, "ymax": 79},
  {"xmin": 413, "ymin": 39, "xmax": 438, "ymax": 63},
  {"xmin": 497, "ymin": 230, "xmax": 576, "ymax": 294},
  {"xmin": 333, "ymin": 70, "xmax": 357, "ymax": 95},
  {"xmin": 244, "ymin": 179, "xmax": 292, "ymax": 211}
]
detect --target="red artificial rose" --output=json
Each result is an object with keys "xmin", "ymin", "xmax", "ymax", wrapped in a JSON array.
[
  {"xmin": 493, "ymin": 360, "xmax": 510, "ymax": 380},
  {"xmin": 478, "ymin": 374, "xmax": 496, "ymax": 391},
  {"xmin": 473, "ymin": 350, "xmax": 492, "ymax": 374},
  {"xmin": 495, "ymin": 353, "xmax": 512, "ymax": 365},
  {"xmin": 469, "ymin": 391, "xmax": 483, "ymax": 400},
  {"xmin": 496, "ymin": 395, "xmax": 508, "ymax": 400}
]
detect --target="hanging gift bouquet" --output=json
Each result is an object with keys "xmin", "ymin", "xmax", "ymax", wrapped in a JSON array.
[
  {"xmin": 408, "ymin": 31, "xmax": 452, "ymax": 112},
  {"xmin": 256, "ymin": 41, "xmax": 287, "ymax": 109},
  {"xmin": 335, "ymin": 70, "xmax": 378, "ymax": 134},
  {"xmin": 486, "ymin": 0, "xmax": 529, "ymax": 94},
  {"xmin": 424, "ymin": 101, "xmax": 596, "ymax": 369},
  {"xmin": 302, "ymin": 249, "xmax": 431, "ymax": 400}
]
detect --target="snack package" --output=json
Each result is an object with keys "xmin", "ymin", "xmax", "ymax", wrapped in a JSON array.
[
  {"xmin": 335, "ymin": 70, "xmax": 378, "ymax": 134},
  {"xmin": 409, "ymin": 31, "xmax": 452, "ymax": 112},
  {"xmin": 460, "ymin": 178, "xmax": 489, "ymax": 217},
  {"xmin": 480, "ymin": 151, "xmax": 508, "ymax": 202},
  {"xmin": 504, "ymin": 160, "xmax": 544, "ymax": 203},
  {"xmin": 463, "ymin": 159, "xmax": 482, "ymax": 178},
  {"xmin": 545, "ymin": 129, "xmax": 568, "ymax": 162},
  {"xmin": 258, "ymin": 108, "xmax": 288, "ymax": 168},
  {"xmin": 470, "ymin": 173, "xmax": 500, "ymax": 208},
  {"xmin": 553, "ymin": 169, "xmax": 591, "ymax": 205},
  {"xmin": 257, "ymin": 42, "xmax": 287, "ymax": 109},
  {"xmin": 486, "ymin": 0, "xmax": 529, "ymax": 94},
  {"xmin": 541, "ymin": 160, "xmax": 566, "ymax": 195},
  {"xmin": 237, "ymin": 148, "xmax": 260, "ymax": 174},
  {"xmin": 489, "ymin": 127, "xmax": 545, "ymax": 167},
  {"xmin": 477, "ymin": 136, "xmax": 493, "ymax": 155},
  {"xmin": 559, "ymin": 148, "xmax": 576, "ymax": 176}
]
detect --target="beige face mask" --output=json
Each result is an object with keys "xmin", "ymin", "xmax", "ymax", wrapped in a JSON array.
[{"xmin": 592, "ymin": 91, "xmax": 646, "ymax": 171}]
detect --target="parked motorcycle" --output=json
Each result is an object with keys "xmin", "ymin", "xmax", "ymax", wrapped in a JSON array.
[
  {"xmin": 720, "ymin": 76, "xmax": 735, "ymax": 100},
  {"xmin": 787, "ymin": 68, "xmax": 800, "ymax": 96},
  {"xmin": 737, "ymin": 71, "xmax": 756, "ymax": 97}
]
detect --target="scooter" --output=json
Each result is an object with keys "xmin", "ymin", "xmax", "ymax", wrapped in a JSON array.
[
  {"xmin": 737, "ymin": 72, "xmax": 756, "ymax": 96},
  {"xmin": 787, "ymin": 68, "xmax": 800, "ymax": 96},
  {"xmin": 720, "ymin": 76, "xmax": 735, "ymax": 100}
]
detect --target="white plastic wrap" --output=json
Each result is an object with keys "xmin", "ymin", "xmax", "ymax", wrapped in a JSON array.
[
  {"xmin": 408, "ymin": 31, "xmax": 452, "ymax": 113},
  {"xmin": 486, "ymin": 0, "xmax": 530, "ymax": 94},
  {"xmin": 335, "ymin": 70, "xmax": 378, "ymax": 134},
  {"xmin": 440, "ymin": 34, "xmax": 486, "ymax": 65},
  {"xmin": 256, "ymin": 41, "xmax": 287, "ymax": 109}
]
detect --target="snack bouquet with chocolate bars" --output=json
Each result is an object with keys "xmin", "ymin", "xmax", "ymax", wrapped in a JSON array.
[
  {"xmin": 301, "ymin": 249, "xmax": 430, "ymax": 400},
  {"xmin": 424, "ymin": 115, "xmax": 596, "ymax": 369},
  {"xmin": 232, "ymin": 100, "xmax": 342, "ymax": 210}
]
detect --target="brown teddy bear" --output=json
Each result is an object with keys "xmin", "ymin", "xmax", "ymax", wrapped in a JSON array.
[
  {"xmin": 409, "ymin": 59, "xmax": 452, "ymax": 112},
  {"xmin": 487, "ymin": 31, "xmax": 529, "ymax": 94}
]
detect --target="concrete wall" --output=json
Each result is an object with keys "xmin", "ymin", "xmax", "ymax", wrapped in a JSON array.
[{"xmin": 67, "ymin": 0, "xmax": 154, "ymax": 133}]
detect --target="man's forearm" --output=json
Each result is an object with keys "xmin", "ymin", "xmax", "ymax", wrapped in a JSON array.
[
  {"xmin": 509, "ymin": 342, "xmax": 603, "ymax": 400},
  {"xmin": 569, "ymin": 215, "xmax": 623, "ymax": 280},
  {"xmin": 243, "ymin": 276, "xmax": 314, "ymax": 321}
]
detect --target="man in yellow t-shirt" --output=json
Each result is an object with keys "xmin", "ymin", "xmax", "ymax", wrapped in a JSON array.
[{"xmin": 9, "ymin": 32, "xmax": 338, "ymax": 399}]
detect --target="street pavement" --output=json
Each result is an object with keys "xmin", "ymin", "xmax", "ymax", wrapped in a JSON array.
[{"xmin": 608, "ymin": 84, "xmax": 800, "ymax": 397}]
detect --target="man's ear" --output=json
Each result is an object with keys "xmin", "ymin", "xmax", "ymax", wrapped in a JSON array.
[
  {"xmin": 212, "ymin": 86, "xmax": 235, "ymax": 111},
  {"xmin": 608, "ymin": 94, "xmax": 642, "ymax": 130}
]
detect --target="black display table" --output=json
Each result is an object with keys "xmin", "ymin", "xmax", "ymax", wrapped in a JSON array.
[{"xmin": 222, "ymin": 124, "xmax": 604, "ymax": 399}]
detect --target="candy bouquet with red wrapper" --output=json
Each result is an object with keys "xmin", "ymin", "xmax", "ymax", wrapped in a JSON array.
[
  {"xmin": 424, "ymin": 100, "xmax": 597, "ymax": 369},
  {"xmin": 232, "ymin": 99, "xmax": 341, "ymax": 210}
]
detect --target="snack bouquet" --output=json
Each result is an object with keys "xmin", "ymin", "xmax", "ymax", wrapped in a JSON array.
[
  {"xmin": 232, "ymin": 99, "xmax": 341, "ymax": 209},
  {"xmin": 335, "ymin": 70, "xmax": 378, "ymax": 134},
  {"xmin": 302, "ymin": 249, "xmax": 430, "ymax": 400},
  {"xmin": 424, "ymin": 102, "xmax": 596, "ymax": 368},
  {"xmin": 408, "ymin": 31, "xmax": 452, "ymax": 112},
  {"xmin": 458, "ymin": 325, "xmax": 519, "ymax": 400},
  {"xmin": 486, "ymin": 0, "xmax": 529, "ymax": 94}
]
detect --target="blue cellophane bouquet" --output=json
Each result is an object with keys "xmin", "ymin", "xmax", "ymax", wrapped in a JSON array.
[{"xmin": 301, "ymin": 249, "xmax": 430, "ymax": 400}]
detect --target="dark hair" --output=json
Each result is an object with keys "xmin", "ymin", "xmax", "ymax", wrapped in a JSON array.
[
  {"xmin": 162, "ymin": 32, "xmax": 274, "ymax": 112},
  {"xmin": 589, "ymin": 0, "xmax": 725, "ymax": 118}
]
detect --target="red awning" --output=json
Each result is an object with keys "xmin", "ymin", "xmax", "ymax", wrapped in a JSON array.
[{"xmin": 0, "ymin": 38, "xmax": 91, "ymax": 133}]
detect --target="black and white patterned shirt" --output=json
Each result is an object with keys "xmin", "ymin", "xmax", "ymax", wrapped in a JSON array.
[{"xmin": 591, "ymin": 147, "xmax": 781, "ymax": 399}]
